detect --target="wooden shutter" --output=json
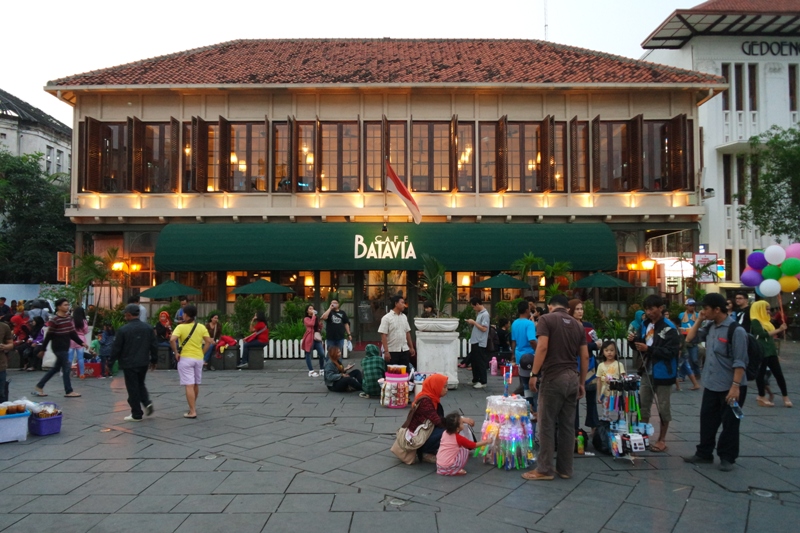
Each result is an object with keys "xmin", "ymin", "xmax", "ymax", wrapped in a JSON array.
[
  {"xmin": 288, "ymin": 116, "xmax": 297, "ymax": 193},
  {"xmin": 191, "ymin": 116, "xmax": 208, "ymax": 193},
  {"xmin": 315, "ymin": 116, "xmax": 322, "ymax": 191},
  {"xmin": 126, "ymin": 117, "xmax": 134, "ymax": 191},
  {"xmin": 629, "ymin": 114, "xmax": 644, "ymax": 191},
  {"xmin": 128, "ymin": 117, "xmax": 146, "ymax": 192},
  {"xmin": 449, "ymin": 114, "xmax": 459, "ymax": 192},
  {"xmin": 381, "ymin": 114, "xmax": 389, "ymax": 191},
  {"xmin": 591, "ymin": 115, "xmax": 601, "ymax": 192},
  {"xmin": 569, "ymin": 116, "xmax": 579, "ymax": 193},
  {"xmin": 496, "ymin": 115, "xmax": 508, "ymax": 192},
  {"xmin": 169, "ymin": 117, "xmax": 180, "ymax": 192},
  {"xmin": 84, "ymin": 116, "xmax": 102, "ymax": 193},
  {"xmin": 540, "ymin": 115, "xmax": 555, "ymax": 192},
  {"xmin": 668, "ymin": 114, "xmax": 688, "ymax": 190},
  {"xmin": 218, "ymin": 116, "xmax": 231, "ymax": 191}
]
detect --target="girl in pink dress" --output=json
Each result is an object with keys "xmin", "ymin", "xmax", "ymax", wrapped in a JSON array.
[{"xmin": 436, "ymin": 412, "xmax": 492, "ymax": 476}]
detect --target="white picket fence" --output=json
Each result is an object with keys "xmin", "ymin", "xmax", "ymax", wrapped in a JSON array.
[
  {"xmin": 458, "ymin": 338, "xmax": 634, "ymax": 359},
  {"xmin": 242, "ymin": 339, "xmax": 349, "ymax": 360}
]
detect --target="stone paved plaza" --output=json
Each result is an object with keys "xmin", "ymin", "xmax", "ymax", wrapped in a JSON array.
[{"xmin": 1, "ymin": 343, "xmax": 800, "ymax": 533}]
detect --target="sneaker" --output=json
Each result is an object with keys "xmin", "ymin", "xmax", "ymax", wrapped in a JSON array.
[
  {"xmin": 308, "ymin": 370, "xmax": 319, "ymax": 377},
  {"xmin": 682, "ymin": 455, "xmax": 713, "ymax": 464},
  {"xmin": 123, "ymin": 415, "xmax": 142, "ymax": 422},
  {"xmin": 145, "ymin": 404, "xmax": 154, "ymax": 416},
  {"xmin": 237, "ymin": 363, "xmax": 249, "ymax": 369},
  {"xmin": 719, "ymin": 459, "xmax": 735, "ymax": 472},
  {"xmin": 473, "ymin": 383, "xmax": 486, "ymax": 389},
  {"xmin": 97, "ymin": 376, "xmax": 106, "ymax": 380}
]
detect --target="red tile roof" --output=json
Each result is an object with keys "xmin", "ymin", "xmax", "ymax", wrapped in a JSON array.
[
  {"xmin": 47, "ymin": 39, "xmax": 723, "ymax": 88},
  {"xmin": 690, "ymin": 0, "xmax": 800, "ymax": 12}
]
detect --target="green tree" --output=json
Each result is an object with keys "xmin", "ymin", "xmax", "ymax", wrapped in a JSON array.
[
  {"xmin": 0, "ymin": 151, "xmax": 75, "ymax": 283},
  {"xmin": 511, "ymin": 252, "xmax": 545, "ymax": 296},
  {"xmin": 738, "ymin": 126, "xmax": 800, "ymax": 242}
]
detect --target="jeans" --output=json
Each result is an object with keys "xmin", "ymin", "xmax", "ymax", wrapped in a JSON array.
[
  {"xmin": 241, "ymin": 340, "xmax": 267, "ymax": 364},
  {"xmin": 696, "ymin": 386, "xmax": 747, "ymax": 463},
  {"xmin": 99, "ymin": 356, "xmax": 110, "ymax": 377},
  {"xmin": 678, "ymin": 344, "xmax": 701, "ymax": 378},
  {"xmin": 470, "ymin": 344, "xmax": 488, "ymax": 385},
  {"xmin": 575, "ymin": 385, "xmax": 599, "ymax": 429},
  {"xmin": 37, "ymin": 350, "xmax": 73, "ymax": 394},
  {"xmin": 537, "ymin": 371, "xmax": 579, "ymax": 477},
  {"xmin": 328, "ymin": 369, "xmax": 363, "ymax": 392},
  {"xmin": 519, "ymin": 375, "xmax": 539, "ymax": 413},
  {"xmin": 203, "ymin": 343, "xmax": 215, "ymax": 363},
  {"xmin": 304, "ymin": 340, "xmax": 326, "ymax": 371},
  {"xmin": 418, "ymin": 426, "xmax": 446, "ymax": 459},
  {"xmin": 123, "ymin": 366, "xmax": 151, "ymax": 419},
  {"xmin": 326, "ymin": 339, "xmax": 344, "ymax": 353},
  {"xmin": 69, "ymin": 347, "xmax": 85, "ymax": 376}
]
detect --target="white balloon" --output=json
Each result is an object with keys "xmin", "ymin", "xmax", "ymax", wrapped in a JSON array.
[
  {"xmin": 764, "ymin": 245, "xmax": 786, "ymax": 266},
  {"xmin": 759, "ymin": 278, "xmax": 781, "ymax": 298}
]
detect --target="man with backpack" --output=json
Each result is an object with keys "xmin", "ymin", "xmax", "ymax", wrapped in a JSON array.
[
  {"xmin": 683, "ymin": 293, "xmax": 749, "ymax": 472},
  {"xmin": 628, "ymin": 294, "xmax": 680, "ymax": 453}
]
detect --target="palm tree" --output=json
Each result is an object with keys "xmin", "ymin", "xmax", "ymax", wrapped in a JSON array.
[
  {"xmin": 511, "ymin": 252, "xmax": 545, "ymax": 296},
  {"xmin": 70, "ymin": 247, "xmax": 122, "ymax": 333}
]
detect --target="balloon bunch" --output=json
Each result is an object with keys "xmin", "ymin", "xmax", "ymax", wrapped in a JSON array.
[{"xmin": 742, "ymin": 243, "xmax": 800, "ymax": 297}]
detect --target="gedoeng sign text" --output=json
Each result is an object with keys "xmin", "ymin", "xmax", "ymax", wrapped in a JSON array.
[{"xmin": 354, "ymin": 234, "xmax": 417, "ymax": 259}]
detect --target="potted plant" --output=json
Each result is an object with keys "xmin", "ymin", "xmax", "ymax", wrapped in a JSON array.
[{"xmin": 415, "ymin": 254, "xmax": 459, "ymax": 332}]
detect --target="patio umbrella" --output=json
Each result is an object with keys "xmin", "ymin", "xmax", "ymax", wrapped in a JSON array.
[
  {"xmin": 472, "ymin": 273, "xmax": 531, "ymax": 289},
  {"xmin": 139, "ymin": 280, "xmax": 201, "ymax": 299},
  {"xmin": 231, "ymin": 279, "xmax": 294, "ymax": 295},
  {"xmin": 575, "ymin": 272, "xmax": 633, "ymax": 289}
]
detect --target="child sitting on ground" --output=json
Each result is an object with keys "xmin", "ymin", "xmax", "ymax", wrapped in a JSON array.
[
  {"xmin": 436, "ymin": 412, "xmax": 492, "ymax": 476},
  {"xmin": 596, "ymin": 340, "xmax": 626, "ymax": 419}
]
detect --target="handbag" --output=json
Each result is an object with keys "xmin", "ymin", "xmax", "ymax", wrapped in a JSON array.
[
  {"xmin": 314, "ymin": 331, "xmax": 323, "ymax": 342},
  {"xmin": 390, "ymin": 400, "xmax": 435, "ymax": 464},
  {"xmin": 244, "ymin": 326, "xmax": 267, "ymax": 343},
  {"xmin": 177, "ymin": 323, "xmax": 198, "ymax": 354}
]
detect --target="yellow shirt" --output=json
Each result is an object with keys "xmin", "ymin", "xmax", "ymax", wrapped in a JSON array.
[
  {"xmin": 597, "ymin": 360, "xmax": 626, "ymax": 399},
  {"xmin": 173, "ymin": 322, "xmax": 210, "ymax": 360}
]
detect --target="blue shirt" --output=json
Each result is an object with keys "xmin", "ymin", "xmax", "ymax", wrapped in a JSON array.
[{"xmin": 510, "ymin": 317, "xmax": 537, "ymax": 363}]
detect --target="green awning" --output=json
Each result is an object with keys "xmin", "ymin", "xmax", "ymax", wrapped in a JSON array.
[{"xmin": 155, "ymin": 222, "xmax": 617, "ymax": 272}]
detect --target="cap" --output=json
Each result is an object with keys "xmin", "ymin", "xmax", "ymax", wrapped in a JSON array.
[
  {"xmin": 686, "ymin": 299, "xmax": 696, "ymax": 305},
  {"xmin": 124, "ymin": 304, "xmax": 141, "ymax": 316},
  {"xmin": 518, "ymin": 353, "xmax": 534, "ymax": 378}
]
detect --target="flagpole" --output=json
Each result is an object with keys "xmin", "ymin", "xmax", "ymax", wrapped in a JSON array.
[{"xmin": 384, "ymin": 156, "xmax": 388, "ymax": 213}]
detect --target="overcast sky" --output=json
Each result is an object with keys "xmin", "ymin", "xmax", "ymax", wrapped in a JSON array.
[{"xmin": 2, "ymin": 0, "xmax": 683, "ymax": 126}]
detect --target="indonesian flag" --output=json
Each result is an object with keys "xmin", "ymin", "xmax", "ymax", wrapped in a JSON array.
[{"xmin": 386, "ymin": 160, "xmax": 422, "ymax": 225}]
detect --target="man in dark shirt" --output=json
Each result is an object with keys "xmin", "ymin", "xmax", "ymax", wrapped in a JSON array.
[
  {"xmin": 111, "ymin": 304, "xmax": 159, "ymax": 422},
  {"xmin": 0, "ymin": 321, "xmax": 13, "ymax": 402},
  {"xmin": 733, "ymin": 291, "xmax": 751, "ymax": 332},
  {"xmin": 321, "ymin": 299, "xmax": 351, "ymax": 353},
  {"xmin": 0, "ymin": 297, "xmax": 10, "ymax": 318},
  {"xmin": 522, "ymin": 294, "xmax": 588, "ymax": 481}
]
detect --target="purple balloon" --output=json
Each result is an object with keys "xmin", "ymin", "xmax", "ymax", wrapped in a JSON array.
[
  {"xmin": 747, "ymin": 251, "xmax": 768, "ymax": 270},
  {"xmin": 740, "ymin": 268, "xmax": 763, "ymax": 287}
]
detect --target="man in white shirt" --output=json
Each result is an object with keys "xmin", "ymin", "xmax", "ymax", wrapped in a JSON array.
[
  {"xmin": 129, "ymin": 295, "xmax": 148, "ymax": 324},
  {"xmin": 378, "ymin": 295, "xmax": 415, "ymax": 367}
]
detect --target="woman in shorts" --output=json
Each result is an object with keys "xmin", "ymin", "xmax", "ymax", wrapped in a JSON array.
[{"xmin": 170, "ymin": 305, "xmax": 213, "ymax": 419}]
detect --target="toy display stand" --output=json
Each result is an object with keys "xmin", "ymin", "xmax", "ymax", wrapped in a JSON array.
[
  {"xmin": 475, "ymin": 395, "xmax": 536, "ymax": 470},
  {"xmin": 600, "ymin": 375, "xmax": 653, "ymax": 463}
]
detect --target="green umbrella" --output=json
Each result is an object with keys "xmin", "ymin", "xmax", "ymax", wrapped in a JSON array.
[
  {"xmin": 575, "ymin": 272, "xmax": 633, "ymax": 289},
  {"xmin": 231, "ymin": 279, "xmax": 294, "ymax": 295},
  {"xmin": 139, "ymin": 280, "xmax": 201, "ymax": 299},
  {"xmin": 473, "ymin": 273, "xmax": 531, "ymax": 289}
]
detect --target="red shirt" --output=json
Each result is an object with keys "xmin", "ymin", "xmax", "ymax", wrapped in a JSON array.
[{"xmin": 253, "ymin": 321, "xmax": 269, "ymax": 343}]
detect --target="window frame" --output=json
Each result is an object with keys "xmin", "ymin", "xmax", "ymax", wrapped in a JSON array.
[
  {"xmin": 320, "ymin": 121, "xmax": 360, "ymax": 192},
  {"xmin": 411, "ymin": 121, "xmax": 450, "ymax": 192}
]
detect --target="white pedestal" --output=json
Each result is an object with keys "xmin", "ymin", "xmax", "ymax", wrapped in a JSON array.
[{"xmin": 416, "ymin": 330, "xmax": 460, "ymax": 389}]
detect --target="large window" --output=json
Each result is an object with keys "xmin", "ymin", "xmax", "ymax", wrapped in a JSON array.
[
  {"xmin": 101, "ymin": 123, "xmax": 128, "ymax": 192},
  {"xmin": 642, "ymin": 121, "xmax": 668, "ymax": 191},
  {"xmin": 748, "ymin": 64, "xmax": 758, "ymax": 112},
  {"xmin": 297, "ymin": 122, "xmax": 316, "ymax": 192},
  {"xmin": 273, "ymin": 122, "xmax": 290, "ymax": 192},
  {"xmin": 364, "ymin": 122, "xmax": 406, "ymax": 192},
  {"xmin": 321, "ymin": 122, "xmax": 359, "ymax": 192},
  {"xmin": 734, "ymin": 63, "xmax": 744, "ymax": 112},
  {"xmin": 456, "ymin": 123, "xmax": 474, "ymax": 192},
  {"xmin": 479, "ymin": 123, "xmax": 496, "ymax": 192},
  {"xmin": 143, "ymin": 123, "xmax": 174, "ymax": 193},
  {"xmin": 507, "ymin": 122, "xmax": 540, "ymax": 192},
  {"xmin": 597, "ymin": 122, "xmax": 629, "ymax": 192},
  {"xmin": 572, "ymin": 121, "xmax": 589, "ymax": 192},
  {"xmin": 411, "ymin": 122, "xmax": 449, "ymax": 192},
  {"xmin": 230, "ymin": 123, "xmax": 267, "ymax": 192},
  {"xmin": 207, "ymin": 123, "xmax": 220, "ymax": 192},
  {"xmin": 723, "ymin": 154, "xmax": 732, "ymax": 204}
]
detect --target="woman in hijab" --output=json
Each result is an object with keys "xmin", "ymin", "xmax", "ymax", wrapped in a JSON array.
[
  {"xmin": 155, "ymin": 311, "xmax": 174, "ymax": 367},
  {"xmin": 751, "ymin": 301, "xmax": 791, "ymax": 408},
  {"xmin": 405, "ymin": 374, "xmax": 475, "ymax": 464}
]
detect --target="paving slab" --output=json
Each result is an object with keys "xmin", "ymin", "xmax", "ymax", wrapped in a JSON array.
[
  {"xmin": 262, "ymin": 511, "xmax": 352, "ymax": 533},
  {"xmin": 174, "ymin": 513, "xmax": 270, "ymax": 533},
  {"xmin": 2, "ymin": 513, "xmax": 105, "ymax": 533}
]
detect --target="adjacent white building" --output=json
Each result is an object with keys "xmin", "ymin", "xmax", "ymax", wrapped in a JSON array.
[
  {"xmin": 0, "ymin": 88, "xmax": 72, "ymax": 176},
  {"xmin": 642, "ymin": 0, "xmax": 800, "ymax": 292}
]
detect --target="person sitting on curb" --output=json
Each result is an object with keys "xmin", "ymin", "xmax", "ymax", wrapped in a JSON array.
[
  {"xmin": 359, "ymin": 344, "xmax": 386, "ymax": 399},
  {"xmin": 324, "ymin": 346, "xmax": 363, "ymax": 393}
]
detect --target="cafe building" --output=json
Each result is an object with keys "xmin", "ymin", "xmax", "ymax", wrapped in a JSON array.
[{"xmin": 45, "ymin": 38, "xmax": 724, "ymax": 340}]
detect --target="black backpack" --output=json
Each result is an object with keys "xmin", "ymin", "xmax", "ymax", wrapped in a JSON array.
[
  {"xmin": 486, "ymin": 325, "xmax": 500, "ymax": 353},
  {"xmin": 726, "ymin": 322, "xmax": 763, "ymax": 381}
]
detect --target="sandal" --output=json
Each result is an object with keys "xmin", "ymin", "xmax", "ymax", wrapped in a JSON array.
[
  {"xmin": 64, "ymin": 392, "xmax": 82, "ymax": 398},
  {"xmin": 757, "ymin": 396, "xmax": 775, "ymax": 407},
  {"xmin": 521, "ymin": 470, "xmax": 554, "ymax": 481},
  {"xmin": 358, "ymin": 392, "xmax": 370, "ymax": 399},
  {"xmin": 650, "ymin": 442, "xmax": 668, "ymax": 453},
  {"xmin": 784, "ymin": 397, "xmax": 793, "ymax": 408},
  {"xmin": 453, "ymin": 469, "xmax": 467, "ymax": 476},
  {"xmin": 31, "ymin": 389, "xmax": 47, "ymax": 397}
]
